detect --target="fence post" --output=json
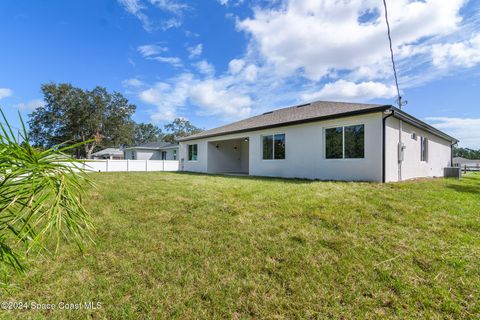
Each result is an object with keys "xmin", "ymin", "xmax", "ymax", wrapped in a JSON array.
[
  {"xmin": 106, "ymin": 159, "xmax": 109, "ymax": 172},
  {"xmin": 127, "ymin": 159, "xmax": 130, "ymax": 172},
  {"xmin": 162, "ymin": 160, "xmax": 165, "ymax": 171},
  {"xmin": 464, "ymin": 164, "xmax": 467, "ymax": 174},
  {"xmin": 145, "ymin": 160, "xmax": 148, "ymax": 171}
]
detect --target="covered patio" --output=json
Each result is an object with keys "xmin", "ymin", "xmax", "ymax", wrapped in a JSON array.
[{"xmin": 206, "ymin": 137, "xmax": 249, "ymax": 175}]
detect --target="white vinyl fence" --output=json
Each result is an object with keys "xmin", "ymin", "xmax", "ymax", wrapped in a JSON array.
[{"xmin": 68, "ymin": 160, "xmax": 179, "ymax": 172}]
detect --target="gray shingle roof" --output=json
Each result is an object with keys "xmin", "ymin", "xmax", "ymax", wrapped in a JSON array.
[
  {"xmin": 92, "ymin": 148, "xmax": 123, "ymax": 156},
  {"xmin": 124, "ymin": 141, "xmax": 179, "ymax": 150},
  {"xmin": 179, "ymin": 100, "xmax": 388, "ymax": 141}
]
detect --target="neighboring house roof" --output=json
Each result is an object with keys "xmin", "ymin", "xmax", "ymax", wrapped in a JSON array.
[
  {"xmin": 92, "ymin": 148, "xmax": 123, "ymax": 156},
  {"xmin": 453, "ymin": 157, "xmax": 480, "ymax": 164},
  {"xmin": 178, "ymin": 100, "xmax": 458, "ymax": 143},
  {"xmin": 123, "ymin": 141, "xmax": 179, "ymax": 151}
]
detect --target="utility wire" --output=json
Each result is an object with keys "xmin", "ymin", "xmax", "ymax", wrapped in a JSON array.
[{"xmin": 382, "ymin": 0, "xmax": 404, "ymax": 109}]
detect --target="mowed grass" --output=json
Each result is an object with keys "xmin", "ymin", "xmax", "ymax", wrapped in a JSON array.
[{"xmin": 1, "ymin": 172, "xmax": 479, "ymax": 319}]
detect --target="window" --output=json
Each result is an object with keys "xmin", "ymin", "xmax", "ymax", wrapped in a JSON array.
[
  {"xmin": 188, "ymin": 144, "xmax": 198, "ymax": 161},
  {"xmin": 131, "ymin": 151, "xmax": 135, "ymax": 160},
  {"xmin": 262, "ymin": 134, "xmax": 285, "ymax": 160},
  {"xmin": 173, "ymin": 150, "xmax": 177, "ymax": 160},
  {"xmin": 325, "ymin": 127, "xmax": 343, "ymax": 159},
  {"xmin": 161, "ymin": 151, "xmax": 167, "ymax": 160},
  {"xmin": 344, "ymin": 125, "xmax": 365, "ymax": 158},
  {"xmin": 420, "ymin": 136, "xmax": 428, "ymax": 162},
  {"xmin": 325, "ymin": 124, "xmax": 365, "ymax": 159}
]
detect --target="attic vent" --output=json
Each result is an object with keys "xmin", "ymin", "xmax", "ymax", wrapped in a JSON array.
[
  {"xmin": 262, "ymin": 111, "xmax": 273, "ymax": 115},
  {"xmin": 411, "ymin": 132, "xmax": 417, "ymax": 140},
  {"xmin": 295, "ymin": 103, "xmax": 310, "ymax": 108}
]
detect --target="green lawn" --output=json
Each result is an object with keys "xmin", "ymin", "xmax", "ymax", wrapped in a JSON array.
[{"xmin": 2, "ymin": 172, "xmax": 479, "ymax": 319}]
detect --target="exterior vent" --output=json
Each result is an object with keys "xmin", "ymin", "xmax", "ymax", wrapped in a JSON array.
[
  {"xmin": 262, "ymin": 111, "xmax": 273, "ymax": 115},
  {"xmin": 411, "ymin": 132, "xmax": 417, "ymax": 140}
]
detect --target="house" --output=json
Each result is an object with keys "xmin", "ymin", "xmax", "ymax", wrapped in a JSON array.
[
  {"xmin": 92, "ymin": 148, "xmax": 124, "ymax": 160},
  {"xmin": 123, "ymin": 141, "xmax": 179, "ymax": 160},
  {"xmin": 178, "ymin": 101, "xmax": 458, "ymax": 182},
  {"xmin": 453, "ymin": 157, "xmax": 480, "ymax": 168}
]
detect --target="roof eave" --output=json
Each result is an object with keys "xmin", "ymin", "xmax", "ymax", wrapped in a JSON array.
[
  {"xmin": 178, "ymin": 106, "xmax": 390, "ymax": 142},
  {"xmin": 122, "ymin": 147, "xmax": 161, "ymax": 151},
  {"xmin": 390, "ymin": 107, "xmax": 459, "ymax": 143}
]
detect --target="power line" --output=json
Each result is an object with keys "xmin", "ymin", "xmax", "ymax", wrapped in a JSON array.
[{"xmin": 382, "ymin": 0, "xmax": 406, "ymax": 109}]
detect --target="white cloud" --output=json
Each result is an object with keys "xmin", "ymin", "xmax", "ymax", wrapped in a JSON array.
[
  {"xmin": 14, "ymin": 99, "xmax": 45, "ymax": 112},
  {"xmin": 217, "ymin": 0, "xmax": 244, "ymax": 6},
  {"xmin": 150, "ymin": 56, "xmax": 183, "ymax": 67},
  {"xmin": 118, "ymin": 0, "xmax": 152, "ymax": 31},
  {"xmin": 137, "ymin": 70, "xmax": 255, "ymax": 121},
  {"xmin": 238, "ymin": 0, "xmax": 467, "ymax": 81},
  {"xmin": 137, "ymin": 44, "xmax": 182, "ymax": 67},
  {"xmin": 137, "ymin": 44, "xmax": 168, "ymax": 57},
  {"xmin": 188, "ymin": 44, "xmax": 203, "ymax": 59},
  {"xmin": 0, "ymin": 88, "xmax": 13, "ymax": 100},
  {"xmin": 118, "ymin": 0, "xmax": 188, "ymax": 31},
  {"xmin": 189, "ymin": 81, "xmax": 252, "ymax": 118},
  {"xmin": 228, "ymin": 59, "xmax": 245, "ymax": 74},
  {"xmin": 139, "ymin": 74, "xmax": 193, "ymax": 121},
  {"xmin": 302, "ymin": 80, "xmax": 397, "ymax": 102},
  {"xmin": 244, "ymin": 64, "xmax": 257, "ymax": 82},
  {"xmin": 431, "ymin": 34, "xmax": 480, "ymax": 69},
  {"xmin": 426, "ymin": 117, "xmax": 480, "ymax": 149},
  {"xmin": 149, "ymin": 0, "xmax": 188, "ymax": 15},
  {"xmin": 194, "ymin": 60, "xmax": 215, "ymax": 75},
  {"xmin": 122, "ymin": 78, "xmax": 144, "ymax": 87},
  {"xmin": 126, "ymin": 0, "xmax": 479, "ymax": 127}
]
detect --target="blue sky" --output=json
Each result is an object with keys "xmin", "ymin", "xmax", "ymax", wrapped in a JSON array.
[{"xmin": 1, "ymin": 0, "xmax": 480, "ymax": 148}]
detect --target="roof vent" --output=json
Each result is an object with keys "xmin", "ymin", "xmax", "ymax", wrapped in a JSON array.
[{"xmin": 262, "ymin": 111, "xmax": 273, "ymax": 115}]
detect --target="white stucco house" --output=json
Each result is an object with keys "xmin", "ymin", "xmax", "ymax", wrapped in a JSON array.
[
  {"xmin": 453, "ymin": 157, "xmax": 480, "ymax": 168},
  {"xmin": 123, "ymin": 141, "xmax": 179, "ymax": 161},
  {"xmin": 178, "ymin": 101, "xmax": 458, "ymax": 182}
]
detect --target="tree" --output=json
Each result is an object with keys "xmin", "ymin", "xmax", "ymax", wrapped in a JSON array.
[
  {"xmin": 0, "ymin": 110, "xmax": 93, "ymax": 286},
  {"xmin": 29, "ymin": 83, "xmax": 136, "ymax": 158},
  {"xmin": 133, "ymin": 123, "xmax": 163, "ymax": 146},
  {"xmin": 163, "ymin": 118, "xmax": 203, "ymax": 143},
  {"xmin": 453, "ymin": 147, "xmax": 480, "ymax": 159}
]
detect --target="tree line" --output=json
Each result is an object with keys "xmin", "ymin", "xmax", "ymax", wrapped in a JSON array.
[
  {"xmin": 28, "ymin": 83, "xmax": 202, "ymax": 158},
  {"xmin": 453, "ymin": 147, "xmax": 480, "ymax": 160}
]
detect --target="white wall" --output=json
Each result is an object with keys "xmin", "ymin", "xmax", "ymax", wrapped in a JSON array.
[
  {"xmin": 180, "ymin": 113, "xmax": 384, "ymax": 181},
  {"xmin": 384, "ymin": 117, "xmax": 452, "ymax": 182},
  {"xmin": 179, "ymin": 142, "xmax": 208, "ymax": 173},
  {"xmin": 124, "ymin": 149, "xmax": 161, "ymax": 160},
  {"xmin": 71, "ymin": 160, "xmax": 179, "ymax": 172},
  {"xmin": 160, "ymin": 148, "xmax": 178, "ymax": 160}
]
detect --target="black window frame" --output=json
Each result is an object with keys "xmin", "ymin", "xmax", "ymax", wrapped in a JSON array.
[
  {"xmin": 161, "ymin": 151, "xmax": 167, "ymax": 160},
  {"xmin": 188, "ymin": 144, "xmax": 198, "ymax": 161},
  {"xmin": 262, "ymin": 133, "xmax": 285, "ymax": 160},
  {"xmin": 325, "ymin": 124, "xmax": 365, "ymax": 159}
]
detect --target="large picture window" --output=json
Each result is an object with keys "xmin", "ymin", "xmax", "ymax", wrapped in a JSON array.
[
  {"xmin": 420, "ymin": 136, "xmax": 428, "ymax": 162},
  {"xmin": 188, "ymin": 144, "xmax": 198, "ymax": 161},
  {"xmin": 325, "ymin": 124, "xmax": 365, "ymax": 159},
  {"xmin": 262, "ymin": 134, "xmax": 285, "ymax": 160}
]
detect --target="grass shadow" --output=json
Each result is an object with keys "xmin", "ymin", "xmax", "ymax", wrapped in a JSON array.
[
  {"xmin": 172, "ymin": 171, "xmax": 377, "ymax": 185},
  {"xmin": 446, "ymin": 184, "xmax": 480, "ymax": 195}
]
